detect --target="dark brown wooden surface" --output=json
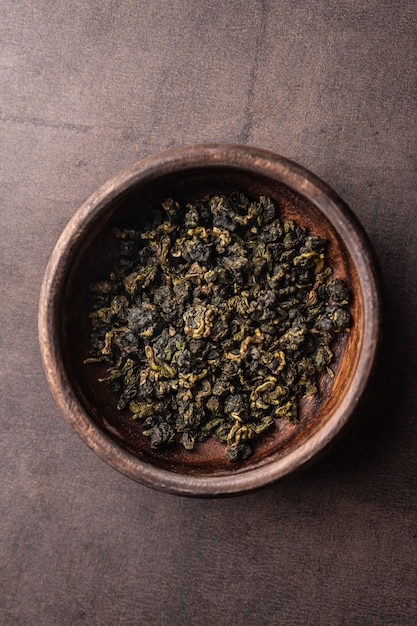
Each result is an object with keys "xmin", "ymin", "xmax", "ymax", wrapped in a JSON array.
[{"xmin": 1, "ymin": 1, "xmax": 416, "ymax": 624}]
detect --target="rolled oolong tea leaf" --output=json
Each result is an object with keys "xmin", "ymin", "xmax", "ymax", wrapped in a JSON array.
[{"xmin": 85, "ymin": 193, "xmax": 352, "ymax": 461}]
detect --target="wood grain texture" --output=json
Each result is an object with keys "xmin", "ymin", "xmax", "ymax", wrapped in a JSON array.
[{"xmin": 1, "ymin": 1, "xmax": 416, "ymax": 624}]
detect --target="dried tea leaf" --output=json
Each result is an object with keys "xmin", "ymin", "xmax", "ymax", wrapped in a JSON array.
[{"xmin": 85, "ymin": 193, "xmax": 352, "ymax": 461}]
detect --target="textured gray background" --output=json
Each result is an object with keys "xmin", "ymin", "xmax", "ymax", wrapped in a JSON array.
[{"xmin": 1, "ymin": 1, "xmax": 416, "ymax": 624}]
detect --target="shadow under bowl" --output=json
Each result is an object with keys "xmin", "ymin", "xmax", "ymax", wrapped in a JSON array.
[{"xmin": 38, "ymin": 144, "xmax": 381, "ymax": 496}]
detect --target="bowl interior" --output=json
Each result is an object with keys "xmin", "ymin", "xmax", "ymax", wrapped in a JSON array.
[{"xmin": 61, "ymin": 165, "xmax": 362, "ymax": 477}]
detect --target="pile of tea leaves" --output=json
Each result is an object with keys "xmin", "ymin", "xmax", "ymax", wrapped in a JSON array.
[{"xmin": 85, "ymin": 193, "xmax": 351, "ymax": 461}]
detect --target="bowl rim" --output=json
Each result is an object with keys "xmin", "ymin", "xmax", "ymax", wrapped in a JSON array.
[{"xmin": 38, "ymin": 143, "xmax": 382, "ymax": 496}]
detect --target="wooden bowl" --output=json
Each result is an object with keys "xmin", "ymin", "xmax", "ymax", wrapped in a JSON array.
[{"xmin": 38, "ymin": 144, "xmax": 381, "ymax": 496}]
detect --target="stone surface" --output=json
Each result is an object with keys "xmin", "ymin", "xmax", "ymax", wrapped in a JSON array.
[{"xmin": 1, "ymin": 1, "xmax": 416, "ymax": 624}]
